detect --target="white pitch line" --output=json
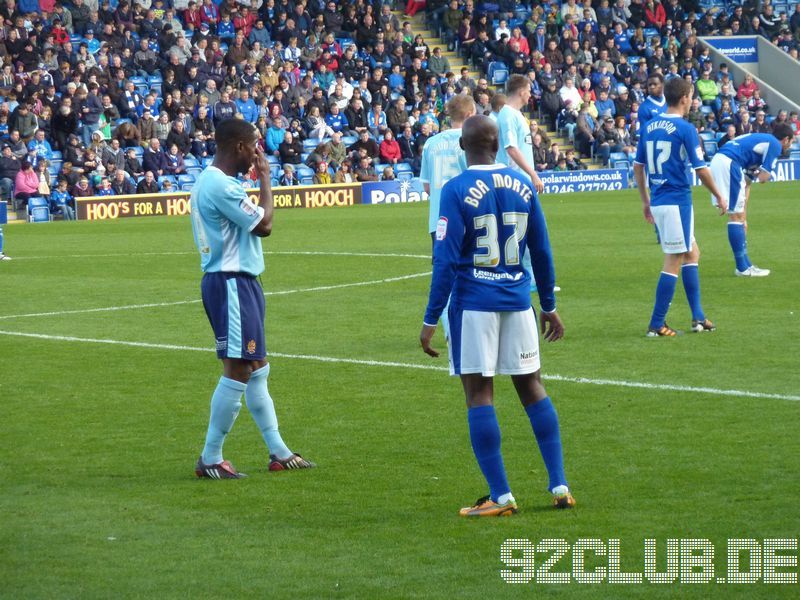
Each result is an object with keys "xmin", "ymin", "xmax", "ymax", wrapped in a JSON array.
[
  {"xmin": 0, "ymin": 271, "xmax": 431, "ymax": 321},
  {"xmin": 1, "ymin": 329, "xmax": 798, "ymax": 402},
  {"xmin": 9, "ymin": 250, "xmax": 431, "ymax": 261}
]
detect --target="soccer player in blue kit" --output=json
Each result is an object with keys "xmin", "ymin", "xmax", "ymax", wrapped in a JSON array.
[
  {"xmin": 190, "ymin": 119, "xmax": 314, "ymax": 479},
  {"xmin": 420, "ymin": 115, "xmax": 574, "ymax": 517},
  {"xmin": 708, "ymin": 125, "xmax": 794, "ymax": 277},
  {"xmin": 633, "ymin": 78, "xmax": 728, "ymax": 337},
  {"xmin": 638, "ymin": 73, "xmax": 667, "ymax": 129}
]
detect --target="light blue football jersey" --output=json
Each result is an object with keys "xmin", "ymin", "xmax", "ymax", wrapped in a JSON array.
[
  {"xmin": 637, "ymin": 94, "xmax": 667, "ymax": 129},
  {"xmin": 717, "ymin": 133, "xmax": 782, "ymax": 174},
  {"xmin": 190, "ymin": 166, "xmax": 266, "ymax": 276},
  {"xmin": 634, "ymin": 112, "xmax": 706, "ymax": 207},
  {"xmin": 496, "ymin": 105, "xmax": 534, "ymax": 180},
  {"xmin": 420, "ymin": 128, "xmax": 467, "ymax": 233}
]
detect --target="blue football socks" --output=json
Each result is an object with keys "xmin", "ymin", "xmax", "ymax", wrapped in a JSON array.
[
  {"xmin": 525, "ymin": 398, "xmax": 568, "ymax": 492},
  {"xmin": 201, "ymin": 376, "xmax": 246, "ymax": 465},
  {"xmin": 467, "ymin": 405, "xmax": 511, "ymax": 503},
  {"xmin": 0, "ymin": 225, "xmax": 4, "ymax": 253},
  {"xmin": 649, "ymin": 271, "xmax": 678, "ymax": 330},
  {"xmin": 681, "ymin": 263, "xmax": 705, "ymax": 322},
  {"xmin": 245, "ymin": 364, "xmax": 293, "ymax": 460},
  {"xmin": 727, "ymin": 222, "xmax": 751, "ymax": 271}
]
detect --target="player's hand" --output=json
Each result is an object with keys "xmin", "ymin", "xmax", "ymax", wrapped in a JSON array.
[
  {"xmin": 643, "ymin": 205, "xmax": 654, "ymax": 224},
  {"xmin": 540, "ymin": 310, "xmax": 564, "ymax": 342},
  {"xmin": 714, "ymin": 195, "xmax": 727, "ymax": 215},
  {"xmin": 420, "ymin": 324, "xmax": 439, "ymax": 357},
  {"xmin": 531, "ymin": 172, "xmax": 545, "ymax": 194},
  {"xmin": 253, "ymin": 147, "xmax": 270, "ymax": 180}
]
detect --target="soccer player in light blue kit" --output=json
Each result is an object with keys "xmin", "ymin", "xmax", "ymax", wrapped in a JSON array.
[
  {"xmin": 633, "ymin": 78, "xmax": 728, "ymax": 337},
  {"xmin": 190, "ymin": 119, "xmax": 314, "ymax": 478},
  {"xmin": 420, "ymin": 94, "xmax": 476, "ymax": 337},
  {"xmin": 709, "ymin": 125, "xmax": 794, "ymax": 277},
  {"xmin": 495, "ymin": 74, "xmax": 551, "ymax": 293},
  {"xmin": 420, "ymin": 115, "xmax": 574, "ymax": 517}
]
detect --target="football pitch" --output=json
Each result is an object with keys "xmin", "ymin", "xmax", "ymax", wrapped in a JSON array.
[{"xmin": 1, "ymin": 183, "xmax": 799, "ymax": 599}]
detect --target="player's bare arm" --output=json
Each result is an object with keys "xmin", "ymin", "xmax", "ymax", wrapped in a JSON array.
[
  {"xmin": 507, "ymin": 146, "xmax": 544, "ymax": 193},
  {"xmin": 252, "ymin": 146, "xmax": 274, "ymax": 237},
  {"xmin": 633, "ymin": 163, "xmax": 654, "ymax": 224}
]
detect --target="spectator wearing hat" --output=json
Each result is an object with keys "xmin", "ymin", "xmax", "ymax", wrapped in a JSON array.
[
  {"xmin": 71, "ymin": 175, "xmax": 93, "ymax": 197},
  {"xmin": 595, "ymin": 115, "xmax": 624, "ymax": 165},
  {"xmin": 279, "ymin": 163, "xmax": 300, "ymax": 186}
]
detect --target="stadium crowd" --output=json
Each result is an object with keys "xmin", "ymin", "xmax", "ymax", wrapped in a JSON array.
[{"xmin": 1, "ymin": 0, "xmax": 799, "ymax": 218}]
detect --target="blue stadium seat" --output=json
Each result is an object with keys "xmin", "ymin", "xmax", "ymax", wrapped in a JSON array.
[
  {"xmin": 183, "ymin": 157, "xmax": 200, "ymax": 167},
  {"xmin": 703, "ymin": 140, "xmax": 718, "ymax": 158},
  {"xmin": 303, "ymin": 139, "xmax": 320, "ymax": 151},
  {"xmin": 186, "ymin": 166, "xmax": 203, "ymax": 177},
  {"xmin": 296, "ymin": 165, "xmax": 314, "ymax": 185},
  {"xmin": 27, "ymin": 197, "xmax": 51, "ymax": 222},
  {"xmin": 491, "ymin": 67, "xmax": 509, "ymax": 86},
  {"xmin": 270, "ymin": 164, "xmax": 282, "ymax": 179},
  {"xmin": 266, "ymin": 154, "xmax": 280, "ymax": 165},
  {"xmin": 131, "ymin": 146, "xmax": 144, "ymax": 157},
  {"xmin": 396, "ymin": 162, "xmax": 414, "ymax": 181},
  {"xmin": 341, "ymin": 135, "xmax": 358, "ymax": 146},
  {"xmin": 177, "ymin": 174, "xmax": 196, "ymax": 185},
  {"xmin": 180, "ymin": 183, "xmax": 194, "ymax": 191},
  {"xmin": 50, "ymin": 151, "xmax": 62, "ymax": 160},
  {"xmin": 609, "ymin": 152, "xmax": 628, "ymax": 170},
  {"xmin": 699, "ymin": 131, "xmax": 715, "ymax": 142}
]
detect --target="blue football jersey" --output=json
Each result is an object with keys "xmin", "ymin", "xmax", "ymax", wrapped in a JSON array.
[
  {"xmin": 717, "ymin": 133, "xmax": 782, "ymax": 174},
  {"xmin": 190, "ymin": 166, "xmax": 266, "ymax": 276},
  {"xmin": 634, "ymin": 113, "xmax": 706, "ymax": 207},
  {"xmin": 637, "ymin": 94, "xmax": 667, "ymax": 128},
  {"xmin": 423, "ymin": 164, "xmax": 556, "ymax": 325},
  {"xmin": 420, "ymin": 128, "xmax": 467, "ymax": 233}
]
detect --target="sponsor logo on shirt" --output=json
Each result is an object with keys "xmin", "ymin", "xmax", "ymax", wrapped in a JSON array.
[
  {"xmin": 436, "ymin": 216, "xmax": 448, "ymax": 240},
  {"xmin": 239, "ymin": 199, "xmax": 257, "ymax": 216},
  {"xmin": 472, "ymin": 269, "xmax": 524, "ymax": 281}
]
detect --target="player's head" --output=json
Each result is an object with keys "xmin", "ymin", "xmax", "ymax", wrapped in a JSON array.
[
  {"xmin": 490, "ymin": 93, "xmax": 506, "ymax": 114},
  {"xmin": 459, "ymin": 114, "xmax": 499, "ymax": 165},
  {"xmin": 215, "ymin": 118, "xmax": 260, "ymax": 174},
  {"xmin": 646, "ymin": 73, "xmax": 664, "ymax": 98},
  {"xmin": 772, "ymin": 123, "xmax": 795, "ymax": 152},
  {"xmin": 505, "ymin": 74, "xmax": 531, "ymax": 102},
  {"xmin": 445, "ymin": 94, "xmax": 476, "ymax": 127},
  {"xmin": 664, "ymin": 77, "xmax": 693, "ymax": 115}
]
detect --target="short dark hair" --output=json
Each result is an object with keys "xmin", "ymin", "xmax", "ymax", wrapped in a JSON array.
[
  {"xmin": 215, "ymin": 118, "xmax": 257, "ymax": 154},
  {"xmin": 773, "ymin": 122, "xmax": 794, "ymax": 142},
  {"xmin": 664, "ymin": 77, "xmax": 693, "ymax": 106},
  {"xmin": 505, "ymin": 74, "xmax": 530, "ymax": 97},
  {"xmin": 647, "ymin": 72, "xmax": 664, "ymax": 84}
]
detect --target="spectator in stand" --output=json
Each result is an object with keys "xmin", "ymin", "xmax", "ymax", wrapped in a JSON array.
[
  {"xmin": 112, "ymin": 169, "xmax": 137, "ymax": 196},
  {"xmin": 328, "ymin": 132, "xmax": 347, "ymax": 169},
  {"xmin": 752, "ymin": 110, "xmax": 772, "ymax": 134},
  {"xmin": 279, "ymin": 131, "xmax": 303, "ymax": 165},
  {"xmin": 265, "ymin": 119, "xmax": 286, "ymax": 157},
  {"xmin": 349, "ymin": 129, "xmax": 380, "ymax": 159},
  {"xmin": 136, "ymin": 171, "xmax": 160, "ymax": 194},
  {"xmin": 737, "ymin": 73, "xmax": 759, "ymax": 104},
  {"xmin": 313, "ymin": 161, "xmax": 332, "ymax": 184},
  {"xmin": 355, "ymin": 155, "xmax": 378, "ymax": 181},
  {"xmin": 125, "ymin": 148, "xmax": 144, "ymax": 180},
  {"xmin": 72, "ymin": 175, "xmax": 93, "ymax": 198},
  {"xmin": 325, "ymin": 104, "xmax": 349, "ymax": 135},
  {"xmin": 50, "ymin": 179, "xmax": 75, "ymax": 220},
  {"xmin": 165, "ymin": 144, "xmax": 187, "ymax": 175},
  {"xmin": 143, "ymin": 138, "xmax": 169, "ymax": 177},
  {"xmin": 379, "ymin": 129, "xmax": 402, "ymax": 165},
  {"xmin": 0, "ymin": 144, "xmax": 21, "ymax": 203},
  {"xmin": 334, "ymin": 159, "xmax": 355, "ymax": 183},
  {"xmin": 13, "ymin": 160, "xmax": 39, "ymax": 210}
]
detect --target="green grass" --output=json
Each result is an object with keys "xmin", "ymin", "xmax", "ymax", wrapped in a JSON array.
[{"xmin": 1, "ymin": 182, "xmax": 799, "ymax": 599}]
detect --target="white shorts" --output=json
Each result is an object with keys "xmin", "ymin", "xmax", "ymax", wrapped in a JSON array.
[
  {"xmin": 448, "ymin": 307, "xmax": 540, "ymax": 376},
  {"xmin": 709, "ymin": 153, "xmax": 746, "ymax": 213},
  {"xmin": 651, "ymin": 204, "xmax": 695, "ymax": 254}
]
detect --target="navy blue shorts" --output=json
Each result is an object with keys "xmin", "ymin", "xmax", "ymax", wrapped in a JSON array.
[{"xmin": 201, "ymin": 272, "xmax": 266, "ymax": 360}]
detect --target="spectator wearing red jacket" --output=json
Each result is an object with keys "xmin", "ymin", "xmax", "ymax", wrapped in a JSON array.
[
  {"xmin": 644, "ymin": 0, "xmax": 666, "ymax": 29},
  {"xmin": 379, "ymin": 129, "xmax": 402, "ymax": 165}
]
